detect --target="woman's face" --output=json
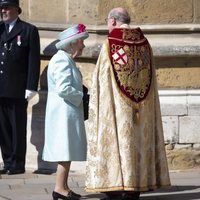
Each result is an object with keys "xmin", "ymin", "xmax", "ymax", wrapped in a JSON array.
[{"xmin": 71, "ymin": 39, "xmax": 85, "ymax": 58}]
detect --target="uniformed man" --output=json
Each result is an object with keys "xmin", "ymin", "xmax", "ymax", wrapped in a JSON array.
[{"xmin": 0, "ymin": 0, "xmax": 40, "ymax": 175}]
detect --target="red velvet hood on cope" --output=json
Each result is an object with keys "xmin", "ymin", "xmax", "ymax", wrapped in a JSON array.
[{"xmin": 108, "ymin": 27, "xmax": 153, "ymax": 104}]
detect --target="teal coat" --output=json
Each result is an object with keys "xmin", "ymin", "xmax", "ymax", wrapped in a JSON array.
[{"xmin": 42, "ymin": 50, "xmax": 87, "ymax": 162}]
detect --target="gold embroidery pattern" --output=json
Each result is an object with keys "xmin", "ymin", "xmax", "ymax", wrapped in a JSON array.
[
  {"xmin": 112, "ymin": 43, "xmax": 152, "ymax": 102},
  {"xmin": 85, "ymin": 42, "xmax": 171, "ymax": 192},
  {"xmin": 121, "ymin": 29, "xmax": 141, "ymax": 41}
]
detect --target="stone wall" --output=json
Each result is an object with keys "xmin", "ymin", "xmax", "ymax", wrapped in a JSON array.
[
  {"xmin": 160, "ymin": 90, "xmax": 200, "ymax": 170},
  {"xmin": 19, "ymin": 0, "xmax": 200, "ymax": 25}
]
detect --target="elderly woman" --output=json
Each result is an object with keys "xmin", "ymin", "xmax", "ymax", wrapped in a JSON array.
[{"xmin": 42, "ymin": 24, "xmax": 89, "ymax": 200}]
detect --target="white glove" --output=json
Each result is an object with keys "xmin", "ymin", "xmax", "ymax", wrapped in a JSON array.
[{"xmin": 25, "ymin": 90, "xmax": 37, "ymax": 101}]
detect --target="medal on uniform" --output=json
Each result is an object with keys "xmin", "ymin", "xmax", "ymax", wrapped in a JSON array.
[{"xmin": 17, "ymin": 35, "xmax": 21, "ymax": 46}]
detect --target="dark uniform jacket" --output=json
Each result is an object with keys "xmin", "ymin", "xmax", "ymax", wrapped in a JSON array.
[{"xmin": 0, "ymin": 18, "xmax": 40, "ymax": 98}]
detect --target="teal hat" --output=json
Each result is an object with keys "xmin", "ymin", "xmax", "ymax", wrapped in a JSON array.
[{"xmin": 55, "ymin": 24, "xmax": 89, "ymax": 50}]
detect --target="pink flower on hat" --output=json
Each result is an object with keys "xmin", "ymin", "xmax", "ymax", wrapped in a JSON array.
[{"xmin": 77, "ymin": 24, "xmax": 86, "ymax": 33}]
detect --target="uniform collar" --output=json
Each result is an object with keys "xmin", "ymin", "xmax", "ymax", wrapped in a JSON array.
[{"xmin": 5, "ymin": 18, "xmax": 18, "ymax": 32}]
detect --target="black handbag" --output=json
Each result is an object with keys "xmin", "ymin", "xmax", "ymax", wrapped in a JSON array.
[{"xmin": 83, "ymin": 85, "xmax": 90, "ymax": 120}]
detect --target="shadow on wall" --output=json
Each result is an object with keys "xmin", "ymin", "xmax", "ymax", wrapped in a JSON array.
[{"xmin": 30, "ymin": 40, "xmax": 58, "ymax": 174}]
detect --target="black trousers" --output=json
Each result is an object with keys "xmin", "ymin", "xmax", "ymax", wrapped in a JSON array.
[{"xmin": 0, "ymin": 98, "xmax": 28, "ymax": 170}]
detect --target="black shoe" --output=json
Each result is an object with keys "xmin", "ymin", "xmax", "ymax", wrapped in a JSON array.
[
  {"xmin": 101, "ymin": 192, "xmax": 122, "ymax": 200},
  {"xmin": 0, "ymin": 168, "xmax": 8, "ymax": 174},
  {"xmin": 122, "ymin": 192, "xmax": 140, "ymax": 200},
  {"xmin": 68, "ymin": 190, "xmax": 81, "ymax": 198},
  {"xmin": 52, "ymin": 190, "xmax": 81, "ymax": 200},
  {"xmin": 7, "ymin": 168, "xmax": 25, "ymax": 175}
]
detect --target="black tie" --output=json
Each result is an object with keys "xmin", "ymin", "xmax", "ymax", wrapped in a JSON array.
[{"xmin": 5, "ymin": 24, "xmax": 9, "ymax": 33}]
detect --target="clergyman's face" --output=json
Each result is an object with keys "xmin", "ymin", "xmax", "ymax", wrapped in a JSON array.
[{"xmin": 106, "ymin": 16, "xmax": 116, "ymax": 33}]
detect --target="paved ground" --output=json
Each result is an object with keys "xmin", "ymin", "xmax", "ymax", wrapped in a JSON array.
[{"xmin": 0, "ymin": 169, "xmax": 200, "ymax": 200}]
